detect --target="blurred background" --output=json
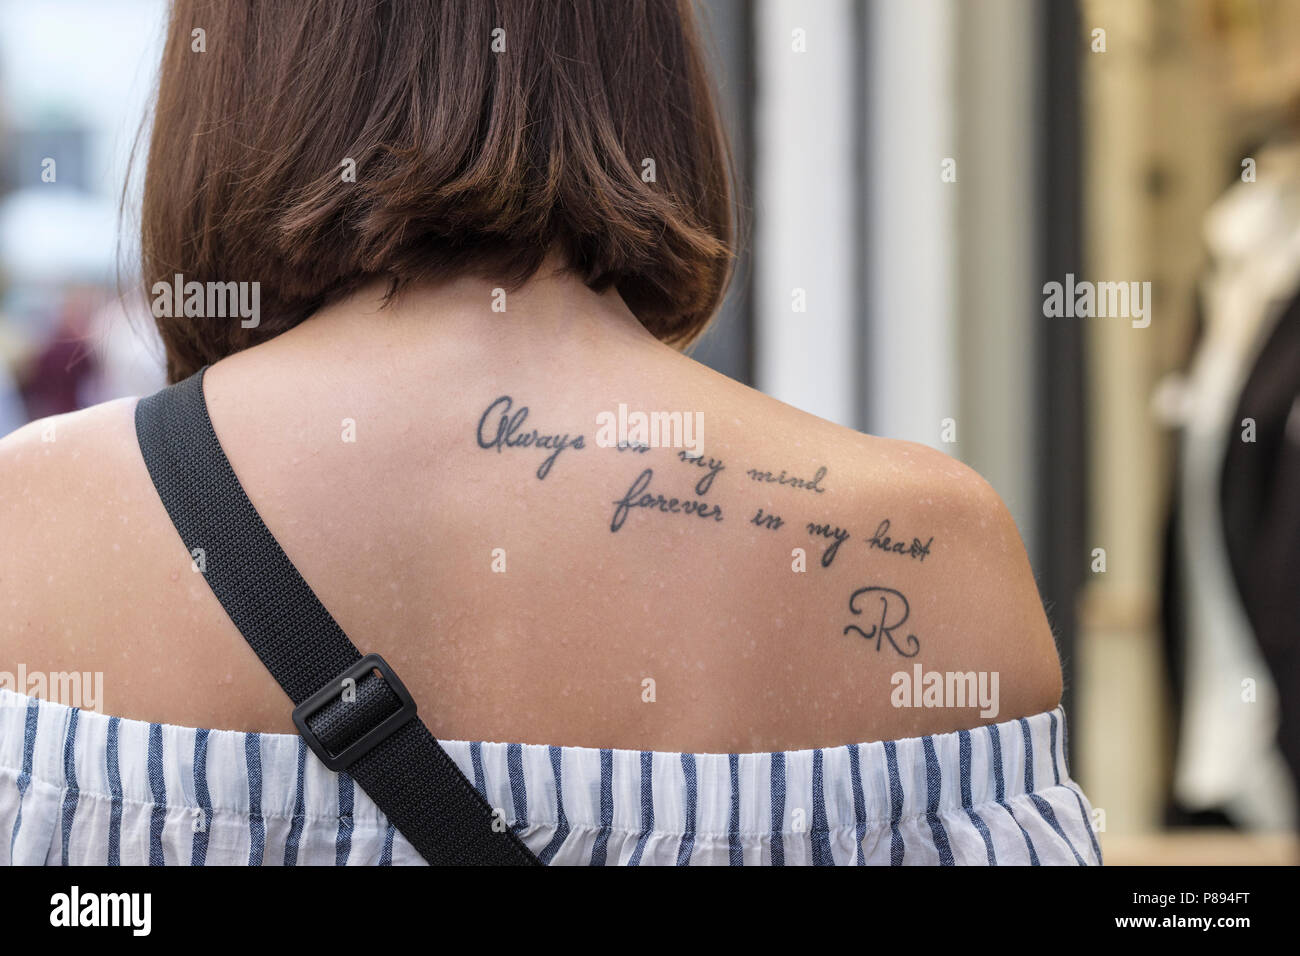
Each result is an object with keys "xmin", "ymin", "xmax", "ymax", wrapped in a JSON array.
[{"xmin": 1, "ymin": 0, "xmax": 1297, "ymax": 864}]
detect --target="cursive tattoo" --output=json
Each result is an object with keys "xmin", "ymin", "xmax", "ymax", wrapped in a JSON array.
[
  {"xmin": 751, "ymin": 508, "xmax": 784, "ymax": 530},
  {"xmin": 806, "ymin": 522, "xmax": 850, "ymax": 567},
  {"xmin": 866, "ymin": 519, "xmax": 933, "ymax": 562},
  {"xmin": 744, "ymin": 464, "xmax": 827, "ymax": 494},
  {"xmin": 842, "ymin": 586, "xmax": 921, "ymax": 657},
  {"xmin": 476, "ymin": 395, "xmax": 585, "ymax": 480},
  {"xmin": 678, "ymin": 450, "xmax": 726, "ymax": 495},
  {"xmin": 610, "ymin": 468, "xmax": 725, "ymax": 533}
]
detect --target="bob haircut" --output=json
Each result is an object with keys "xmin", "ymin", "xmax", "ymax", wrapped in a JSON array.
[{"xmin": 141, "ymin": 0, "xmax": 736, "ymax": 382}]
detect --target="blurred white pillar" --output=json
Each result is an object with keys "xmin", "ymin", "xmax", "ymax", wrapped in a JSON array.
[
  {"xmin": 753, "ymin": 0, "xmax": 858, "ymax": 427},
  {"xmin": 953, "ymin": 0, "xmax": 1039, "ymax": 542},
  {"xmin": 861, "ymin": 0, "xmax": 958, "ymax": 446}
]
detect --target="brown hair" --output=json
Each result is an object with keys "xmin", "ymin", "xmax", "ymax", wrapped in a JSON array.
[{"xmin": 141, "ymin": 0, "xmax": 736, "ymax": 382}]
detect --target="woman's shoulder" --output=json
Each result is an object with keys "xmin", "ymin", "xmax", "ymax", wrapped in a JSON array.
[
  {"xmin": 697, "ymin": 377, "xmax": 1065, "ymax": 735},
  {"xmin": 0, "ymin": 396, "xmax": 150, "ymax": 550},
  {"xmin": 0, "ymin": 397, "xmax": 145, "ymax": 538},
  {"xmin": 0, "ymin": 392, "xmax": 138, "ymax": 453},
  {"xmin": 0, "ymin": 396, "xmax": 219, "ymax": 718}
]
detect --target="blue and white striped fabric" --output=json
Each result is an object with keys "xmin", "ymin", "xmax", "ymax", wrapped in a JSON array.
[{"xmin": 0, "ymin": 688, "xmax": 1100, "ymax": 865}]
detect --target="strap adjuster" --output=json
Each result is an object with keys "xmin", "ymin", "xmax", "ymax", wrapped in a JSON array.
[{"xmin": 291, "ymin": 654, "xmax": 418, "ymax": 771}]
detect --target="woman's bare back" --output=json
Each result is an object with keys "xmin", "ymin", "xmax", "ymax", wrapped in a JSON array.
[{"xmin": 0, "ymin": 269, "xmax": 1062, "ymax": 751}]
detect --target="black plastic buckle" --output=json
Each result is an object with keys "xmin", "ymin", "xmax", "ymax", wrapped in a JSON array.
[{"xmin": 291, "ymin": 653, "xmax": 417, "ymax": 772}]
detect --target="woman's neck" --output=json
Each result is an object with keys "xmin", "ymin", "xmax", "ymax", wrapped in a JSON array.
[{"xmin": 275, "ymin": 256, "xmax": 657, "ymax": 368}]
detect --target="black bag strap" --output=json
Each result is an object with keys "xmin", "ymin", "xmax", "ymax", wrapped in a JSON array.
[{"xmin": 134, "ymin": 368, "xmax": 540, "ymax": 866}]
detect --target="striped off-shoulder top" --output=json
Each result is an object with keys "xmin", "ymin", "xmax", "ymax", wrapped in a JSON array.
[{"xmin": 1, "ymin": 688, "xmax": 1100, "ymax": 866}]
